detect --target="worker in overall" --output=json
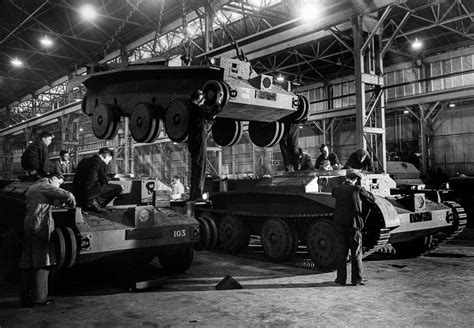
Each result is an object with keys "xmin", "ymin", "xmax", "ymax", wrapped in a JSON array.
[
  {"xmin": 53, "ymin": 150, "xmax": 71, "ymax": 175},
  {"xmin": 171, "ymin": 174, "xmax": 185, "ymax": 199},
  {"xmin": 332, "ymin": 169, "xmax": 375, "ymax": 286},
  {"xmin": 73, "ymin": 148, "xmax": 122, "ymax": 212},
  {"xmin": 297, "ymin": 147, "xmax": 314, "ymax": 171},
  {"xmin": 279, "ymin": 123, "xmax": 300, "ymax": 171},
  {"xmin": 187, "ymin": 90, "xmax": 219, "ymax": 201},
  {"xmin": 315, "ymin": 144, "xmax": 340, "ymax": 170},
  {"xmin": 21, "ymin": 131, "xmax": 55, "ymax": 178},
  {"xmin": 344, "ymin": 148, "xmax": 374, "ymax": 172},
  {"xmin": 20, "ymin": 172, "xmax": 76, "ymax": 307}
]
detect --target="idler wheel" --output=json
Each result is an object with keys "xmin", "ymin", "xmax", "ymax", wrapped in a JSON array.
[
  {"xmin": 292, "ymin": 95, "xmax": 309, "ymax": 123},
  {"xmin": 158, "ymin": 245, "xmax": 194, "ymax": 274},
  {"xmin": 219, "ymin": 81, "xmax": 230, "ymax": 108},
  {"xmin": 50, "ymin": 228, "xmax": 66, "ymax": 269},
  {"xmin": 261, "ymin": 217, "xmax": 298, "ymax": 261},
  {"xmin": 130, "ymin": 103, "xmax": 160, "ymax": 143},
  {"xmin": 200, "ymin": 212, "xmax": 218, "ymax": 249},
  {"xmin": 63, "ymin": 227, "xmax": 78, "ymax": 269},
  {"xmin": 92, "ymin": 103, "xmax": 119, "ymax": 140},
  {"xmin": 194, "ymin": 217, "xmax": 211, "ymax": 251},
  {"xmin": 218, "ymin": 215, "xmax": 249, "ymax": 253},
  {"xmin": 306, "ymin": 219, "xmax": 338, "ymax": 271},
  {"xmin": 164, "ymin": 99, "xmax": 190, "ymax": 143},
  {"xmin": 211, "ymin": 118, "xmax": 243, "ymax": 147},
  {"xmin": 248, "ymin": 121, "xmax": 284, "ymax": 147},
  {"xmin": 202, "ymin": 80, "xmax": 224, "ymax": 109}
]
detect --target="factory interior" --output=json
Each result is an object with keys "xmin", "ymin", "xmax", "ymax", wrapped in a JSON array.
[{"xmin": 0, "ymin": 0, "xmax": 473, "ymax": 326}]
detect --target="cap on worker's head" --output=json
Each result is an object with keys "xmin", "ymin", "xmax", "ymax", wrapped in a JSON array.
[
  {"xmin": 40, "ymin": 131, "xmax": 54, "ymax": 139},
  {"xmin": 346, "ymin": 169, "xmax": 362, "ymax": 180},
  {"xmin": 320, "ymin": 143, "xmax": 328, "ymax": 150}
]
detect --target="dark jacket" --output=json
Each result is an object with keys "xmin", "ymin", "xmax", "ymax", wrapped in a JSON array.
[
  {"xmin": 315, "ymin": 153, "xmax": 340, "ymax": 170},
  {"xmin": 73, "ymin": 155, "xmax": 108, "ymax": 202},
  {"xmin": 21, "ymin": 141, "xmax": 51, "ymax": 176},
  {"xmin": 279, "ymin": 123, "xmax": 300, "ymax": 171},
  {"xmin": 332, "ymin": 181, "xmax": 375, "ymax": 231},
  {"xmin": 299, "ymin": 152, "xmax": 314, "ymax": 171},
  {"xmin": 344, "ymin": 150, "xmax": 374, "ymax": 172}
]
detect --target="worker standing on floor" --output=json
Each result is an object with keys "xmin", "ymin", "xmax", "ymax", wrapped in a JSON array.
[
  {"xmin": 332, "ymin": 169, "xmax": 375, "ymax": 286},
  {"xmin": 279, "ymin": 123, "xmax": 300, "ymax": 172},
  {"xmin": 187, "ymin": 90, "xmax": 220, "ymax": 201},
  {"xmin": 20, "ymin": 172, "xmax": 76, "ymax": 307}
]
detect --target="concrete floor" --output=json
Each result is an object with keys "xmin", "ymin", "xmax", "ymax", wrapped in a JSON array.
[{"xmin": 1, "ymin": 230, "xmax": 473, "ymax": 327}]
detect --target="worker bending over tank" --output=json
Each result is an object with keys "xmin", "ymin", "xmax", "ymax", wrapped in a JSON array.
[
  {"xmin": 73, "ymin": 148, "xmax": 122, "ymax": 212},
  {"xmin": 315, "ymin": 144, "xmax": 340, "ymax": 170},
  {"xmin": 20, "ymin": 172, "xmax": 76, "ymax": 307},
  {"xmin": 344, "ymin": 148, "xmax": 374, "ymax": 172}
]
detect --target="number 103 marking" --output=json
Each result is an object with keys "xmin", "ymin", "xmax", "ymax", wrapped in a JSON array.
[{"xmin": 173, "ymin": 229, "xmax": 186, "ymax": 237}]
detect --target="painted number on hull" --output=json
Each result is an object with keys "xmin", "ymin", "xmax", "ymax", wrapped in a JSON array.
[{"xmin": 174, "ymin": 229, "xmax": 186, "ymax": 238}]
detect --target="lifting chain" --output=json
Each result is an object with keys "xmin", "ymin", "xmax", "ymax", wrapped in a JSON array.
[
  {"xmin": 151, "ymin": 0, "xmax": 166, "ymax": 56},
  {"xmin": 180, "ymin": 0, "xmax": 193, "ymax": 65},
  {"xmin": 103, "ymin": 0, "xmax": 145, "ymax": 55},
  {"xmin": 205, "ymin": 0, "xmax": 247, "ymax": 62}
]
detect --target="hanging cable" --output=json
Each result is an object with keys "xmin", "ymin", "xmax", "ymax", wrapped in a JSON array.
[{"xmin": 152, "ymin": 0, "xmax": 166, "ymax": 57}]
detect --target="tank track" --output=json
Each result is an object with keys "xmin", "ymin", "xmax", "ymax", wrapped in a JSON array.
[
  {"xmin": 199, "ymin": 208, "xmax": 391, "ymax": 271},
  {"xmin": 376, "ymin": 201, "xmax": 467, "ymax": 257}
]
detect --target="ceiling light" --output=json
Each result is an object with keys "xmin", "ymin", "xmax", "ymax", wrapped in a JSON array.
[
  {"xmin": 11, "ymin": 58, "xmax": 23, "ymax": 67},
  {"xmin": 276, "ymin": 74, "xmax": 284, "ymax": 82},
  {"xmin": 449, "ymin": 103, "xmax": 455, "ymax": 108},
  {"xmin": 412, "ymin": 38, "xmax": 422, "ymax": 50},
  {"xmin": 40, "ymin": 36, "xmax": 53, "ymax": 47},
  {"xmin": 403, "ymin": 110, "xmax": 409, "ymax": 114},
  {"xmin": 79, "ymin": 127, "xmax": 84, "ymax": 131},
  {"xmin": 36, "ymin": 113, "xmax": 41, "ymax": 117},
  {"xmin": 299, "ymin": 1, "xmax": 322, "ymax": 24},
  {"xmin": 79, "ymin": 4, "xmax": 98, "ymax": 21}
]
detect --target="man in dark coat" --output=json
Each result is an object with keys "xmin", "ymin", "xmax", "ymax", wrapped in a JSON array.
[
  {"xmin": 315, "ymin": 144, "xmax": 340, "ymax": 170},
  {"xmin": 21, "ymin": 131, "xmax": 54, "ymax": 178},
  {"xmin": 187, "ymin": 90, "xmax": 220, "ymax": 201},
  {"xmin": 344, "ymin": 148, "xmax": 374, "ymax": 172},
  {"xmin": 332, "ymin": 170, "xmax": 375, "ymax": 286},
  {"xmin": 279, "ymin": 123, "xmax": 300, "ymax": 172},
  {"xmin": 73, "ymin": 148, "xmax": 122, "ymax": 212},
  {"xmin": 20, "ymin": 172, "xmax": 76, "ymax": 307},
  {"xmin": 297, "ymin": 147, "xmax": 314, "ymax": 171}
]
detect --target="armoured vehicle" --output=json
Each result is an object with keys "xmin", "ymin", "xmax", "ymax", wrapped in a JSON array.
[
  {"xmin": 194, "ymin": 170, "xmax": 467, "ymax": 270},
  {"xmin": 0, "ymin": 177, "xmax": 204, "ymax": 274},
  {"xmin": 74, "ymin": 57, "xmax": 308, "ymax": 147}
]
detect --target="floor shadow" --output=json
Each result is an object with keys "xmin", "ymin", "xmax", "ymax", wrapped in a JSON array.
[{"xmin": 424, "ymin": 252, "xmax": 473, "ymax": 258}]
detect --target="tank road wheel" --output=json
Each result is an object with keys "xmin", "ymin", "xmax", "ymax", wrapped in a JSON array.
[
  {"xmin": 92, "ymin": 103, "xmax": 119, "ymax": 140},
  {"xmin": 219, "ymin": 81, "xmax": 230, "ymax": 108},
  {"xmin": 248, "ymin": 121, "xmax": 285, "ymax": 148},
  {"xmin": 261, "ymin": 218, "xmax": 298, "ymax": 261},
  {"xmin": 164, "ymin": 99, "xmax": 190, "ymax": 143},
  {"xmin": 287, "ymin": 95, "xmax": 309, "ymax": 123},
  {"xmin": 202, "ymin": 80, "xmax": 225, "ymax": 109},
  {"xmin": 194, "ymin": 217, "xmax": 211, "ymax": 251},
  {"xmin": 212, "ymin": 118, "xmax": 243, "ymax": 147},
  {"xmin": 50, "ymin": 228, "xmax": 66, "ymax": 269},
  {"xmin": 218, "ymin": 215, "xmax": 250, "ymax": 253},
  {"xmin": 130, "ymin": 103, "xmax": 160, "ymax": 143},
  {"xmin": 306, "ymin": 220, "xmax": 338, "ymax": 271},
  {"xmin": 63, "ymin": 227, "xmax": 78, "ymax": 269},
  {"xmin": 158, "ymin": 246, "xmax": 194, "ymax": 274},
  {"xmin": 200, "ymin": 212, "xmax": 218, "ymax": 249}
]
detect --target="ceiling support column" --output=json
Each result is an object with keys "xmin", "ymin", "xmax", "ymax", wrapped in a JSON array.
[{"xmin": 352, "ymin": 13, "xmax": 388, "ymax": 172}]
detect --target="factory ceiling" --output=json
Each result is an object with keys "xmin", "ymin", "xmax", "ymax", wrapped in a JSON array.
[{"xmin": 0, "ymin": 0, "xmax": 473, "ymax": 113}]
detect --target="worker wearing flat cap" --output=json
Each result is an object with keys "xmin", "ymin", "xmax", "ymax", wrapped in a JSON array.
[
  {"xmin": 332, "ymin": 169, "xmax": 375, "ymax": 286},
  {"xmin": 20, "ymin": 172, "xmax": 76, "ymax": 307},
  {"xmin": 343, "ymin": 148, "xmax": 374, "ymax": 172}
]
